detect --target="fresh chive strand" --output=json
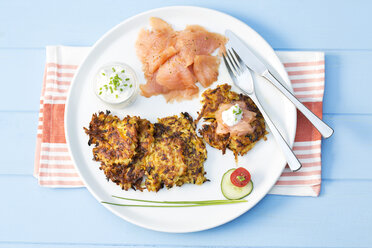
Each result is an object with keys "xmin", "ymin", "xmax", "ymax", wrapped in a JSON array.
[
  {"xmin": 102, "ymin": 201, "xmax": 246, "ymax": 207},
  {"xmin": 111, "ymin": 195, "xmax": 246, "ymax": 205}
]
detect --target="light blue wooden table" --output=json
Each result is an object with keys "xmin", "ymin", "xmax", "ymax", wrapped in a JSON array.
[{"xmin": 1, "ymin": 0, "xmax": 371, "ymax": 247}]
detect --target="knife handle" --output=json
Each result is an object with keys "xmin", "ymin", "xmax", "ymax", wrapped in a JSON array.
[
  {"xmin": 250, "ymin": 94, "xmax": 302, "ymax": 172},
  {"xmin": 263, "ymin": 71, "xmax": 334, "ymax": 138}
]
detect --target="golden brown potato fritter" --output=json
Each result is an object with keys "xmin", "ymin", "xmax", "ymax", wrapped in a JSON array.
[
  {"xmin": 196, "ymin": 84, "xmax": 267, "ymax": 159},
  {"xmin": 84, "ymin": 111, "xmax": 207, "ymax": 192}
]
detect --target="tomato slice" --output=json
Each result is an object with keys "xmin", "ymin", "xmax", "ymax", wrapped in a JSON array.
[{"xmin": 230, "ymin": 167, "xmax": 251, "ymax": 187}]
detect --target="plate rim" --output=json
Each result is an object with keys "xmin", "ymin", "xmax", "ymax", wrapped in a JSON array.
[{"xmin": 64, "ymin": 5, "xmax": 297, "ymax": 233}]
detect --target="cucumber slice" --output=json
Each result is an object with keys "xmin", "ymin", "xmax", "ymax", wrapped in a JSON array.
[{"xmin": 221, "ymin": 169, "xmax": 253, "ymax": 200}]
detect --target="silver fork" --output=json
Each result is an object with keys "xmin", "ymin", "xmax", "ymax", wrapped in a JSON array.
[{"xmin": 223, "ymin": 48, "xmax": 302, "ymax": 172}]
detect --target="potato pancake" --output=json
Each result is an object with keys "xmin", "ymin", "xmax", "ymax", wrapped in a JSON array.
[
  {"xmin": 196, "ymin": 84, "xmax": 267, "ymax": 159},
  {"xmin": 84, "ymin": 111, "xmax": 151, "ymax": 190},
  {"xmin": 84, "ymin": 111, "xmax": 207, "ymax": 192},
  {"xmin": 145, "ymin": 113, "xmax": 207, "ymax": 191},
  {"xmin": 85, "ymin": 111, "xmax": 139, "ymax": 166}
]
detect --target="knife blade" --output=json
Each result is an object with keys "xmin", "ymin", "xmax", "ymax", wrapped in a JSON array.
[
  {"xmin": 225, "ymin": 29, "xmax": 334, "ymax": 139},
  {"xmin": 225, "ymin": 29, "xmax": 268, "ymax": 75}
]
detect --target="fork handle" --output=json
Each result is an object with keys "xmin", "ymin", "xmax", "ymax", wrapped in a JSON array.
[
  {"xmin": 263, "ymin": 71, "xmax": 334, "ymax": 138},
  {"xmin": 251, "ymin": 94, "xmax": 302, "ymax": 172}
]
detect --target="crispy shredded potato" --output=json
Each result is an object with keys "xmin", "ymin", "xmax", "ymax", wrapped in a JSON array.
[
  {"xmin": 196, "ymin": 84, "xmax": 267, "ymax": 159},
  {"xmin": 84, "ymin": 111, "xmax": 207, "ymax": 192}
]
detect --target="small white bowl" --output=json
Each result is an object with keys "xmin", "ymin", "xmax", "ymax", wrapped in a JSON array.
[{"xmin": 92, "ymin": 62, "xmax": 139, "ymax": 108}]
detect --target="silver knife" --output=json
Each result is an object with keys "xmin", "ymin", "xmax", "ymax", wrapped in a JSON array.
[{"xmin": 225, "ymin": 30, "xmax": 334, "ymax": 138}]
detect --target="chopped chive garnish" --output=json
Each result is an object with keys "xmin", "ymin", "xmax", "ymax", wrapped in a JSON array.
[
  {"xmin": 125, "ymin": 78, "xmax": 130, "ymax": 81},
  {"xmin": 99, "ymin": 87, "xmax": 102, "ymax": 90},
  {"xmin": 99, "ymin": 92, "xmax": 102, "ymax": 95},
  {"xmin": 110, "ymin": 74, "xmax": 122, "ymax": 88},
  {"xmin": 130, "ymin": 84, "xmax": 133, "ymax": 88},
  {"xmin": 112, "ymin": 67, "xmax": 116, "ymax": 72},
  {"xmin": 116, "ymin": 94, "xmax": 118, "ymax": 98},
  {"xmin": 120, "ymin": 88, "xmax": 123, "ymax": 92},
  {"xmin": 121, "ymin": 69, "xmax": 125, "ymax": 73},
  {"xmin": 102, "ymin": 73, "xmax": 105, "ymax": 76},
  {"xmin": 109, "ymin": 86, "xmax": 113, "ymax": 94},
  {"xmin": 110, "ymin": 77, "xmax": 113, "ymax": 80},
  {"xmin": 124, "ymin": 84, "xmax": 128, "ymax": 86}
]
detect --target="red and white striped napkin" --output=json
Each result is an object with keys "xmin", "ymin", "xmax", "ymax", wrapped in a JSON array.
[{"xmin": 34, "ymin": 46, "xmax": 325, "ymax": 196}]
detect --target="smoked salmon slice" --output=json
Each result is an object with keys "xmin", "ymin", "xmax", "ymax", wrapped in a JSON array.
[
  {"xmin": 176, "ymin": 25, "xmax": 227, "ymax": 67},
  {"xmin": 139, "ymin": 71, "xmax": 170, "ymax": 98},
  {"xmin": 136, "ymin": 18, "xmax": 227, "ymax": 102},
  {"xmin": 136, "ymin": 17, "xmax": 177, "ymax": 78},
  {"xmin": 193, "ymin": 55, "xmax": 220, "ymax": 88},
  {"xmin": 156, "ymin": 55, "xmax": 197, "ymax": 90}
]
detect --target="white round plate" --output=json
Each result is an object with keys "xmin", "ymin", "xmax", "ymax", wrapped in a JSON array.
[{"xmin": 65, "ymin": 6, "xmax": 296, "ymax": 233}]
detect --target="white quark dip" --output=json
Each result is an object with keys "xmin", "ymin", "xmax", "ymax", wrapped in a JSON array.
[
  {"xmin": 94, "ymin": 63, "xmax": 138, "ymax": 107},
  {"xmin": 222, "ymin": 104, "xmax": 243, "ymax": 126}
]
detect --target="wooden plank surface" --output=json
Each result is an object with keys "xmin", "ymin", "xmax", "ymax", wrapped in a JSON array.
[
  {"xmin": 0, "ymin": 0, "xmax": 371, "ymax": 50},
  {"xmin": 0, "ymin": 177, "xmax": 371, "ymax": 247}
]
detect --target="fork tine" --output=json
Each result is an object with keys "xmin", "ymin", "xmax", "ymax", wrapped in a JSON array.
[
  {"xmin": 227, "ymin": 49, "xmax": 241, "ymax": 73},
  {"xmin": 231, "ymin": 48, "xmax": 246, "ymax": 70},
  {"xmin": 224, "ymin": 50, "xmax": 238, "ymax": 75},
  {"xmin": 222, "ymin": 53, "xmax": 237, "ymax": 81}
]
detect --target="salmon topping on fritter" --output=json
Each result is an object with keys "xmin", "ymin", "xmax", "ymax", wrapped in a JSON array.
[
  {"xmin": 215, "ymin": 101, "xmax": 257, "ymax": 136},
  {"xmin": 197, "ymin": 84, "xmax": 267, "ymax": 159}
]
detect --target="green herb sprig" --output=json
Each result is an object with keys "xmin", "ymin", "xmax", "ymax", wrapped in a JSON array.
[{"xmin": 101, "ymin": 195, "xmax": 247, "ymax": 208}]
